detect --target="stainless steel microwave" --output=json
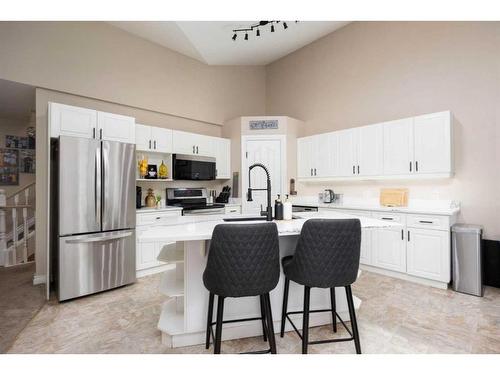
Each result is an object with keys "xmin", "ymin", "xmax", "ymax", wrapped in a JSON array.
[{"xmin": 173, "ymin": 154, "xmax": 216, "ymax": 180}]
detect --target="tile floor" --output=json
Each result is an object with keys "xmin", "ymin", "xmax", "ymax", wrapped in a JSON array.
[
  {"xmin": 6, "ymin": 271, "xmax": 500, "ymax": 354},
  {"xmin": 0, "ymin": 262, "xmax": 45, "ymax": 352}
]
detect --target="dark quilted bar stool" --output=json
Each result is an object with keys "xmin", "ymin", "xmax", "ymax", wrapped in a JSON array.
[
  {"xmin": 280, "ymin": 219, "xmax": 362, "ymax": 354},
  {"xmin": 203, "ymin": 222, "xmax": 280, "ymax": 354}
]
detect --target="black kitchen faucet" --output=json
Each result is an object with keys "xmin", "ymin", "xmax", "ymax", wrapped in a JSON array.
[{"xmin": 247, "ymin": 163, "xmax": 273, "ymax": 221}]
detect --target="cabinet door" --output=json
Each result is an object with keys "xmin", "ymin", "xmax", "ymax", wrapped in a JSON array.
[
  {"xmin": 413, "ymin": 111, "xmax": 451, "ymax": 174},
  {"xmin": 136, "ymin": 241, "xmax": 159, "ymax": 270},
  {"xmin": 151, "ymin": 127, "xmax": 173, "ymax": 153},
  {"xmin": 336, "ymin": 128, "xmax": 358, "ymax": 176},
  {"xmin": 360, "ymin": 229, "xmax": 372, "ymax": 265},
  {"xmin": 215, "ymin": 138, "xmax": 231, "ymax": 179},
  {"xmin": 407, "ymin": 228, "xmax": 450, "ymax": 282},
  {"xmin": 297, "ymin": 137, "xmax": 313, "ymax": 178},
  {"xmin": 49, "ymin": 102, "xmax": 97, "ymax": 139},
  {"xmin": 313, "ymin": 134, "xmax": 333, "ymax": 177},
  {"xmin": 383, "ymin": 118, "xmax": 414, "ymax": 175},
  {"xmin": 97, "ymin": 111, "xmax": 135, "ymax": 143},
  {"xmin": 358, "ymin": 124, "xmax": 383, "ymax": 176},
  {"xmin": 372, "ymin": 227, "xmax": 406, "ymax": 272},
  {"xmin": 196, "ymin": 134, "xmax": 215, "ymax": 157},
  {"xmin": 172, "ymin": 130, "xmax": 197, "ymax": 155},
  {"xmin": 136, "ymin": 124, "xmax": 152, "ymax": 152}
]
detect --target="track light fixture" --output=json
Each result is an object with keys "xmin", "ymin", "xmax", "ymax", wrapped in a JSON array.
[{"xmin": 231, "ymin": 21, "xmax": 295, "ymax": 41}]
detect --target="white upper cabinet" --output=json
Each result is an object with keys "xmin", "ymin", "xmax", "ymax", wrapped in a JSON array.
[
  {"xmin": 413, "ymin": 111, "xmax": 451, "ymax": 174},
  {"xmin": 151, "ymin": 127, "xmax": 173, "ymax": 153},
  {"xmin": 383, "ymin": 118, "xmax": 414, "ymax": 175},
  {"xmin": 49, "ymin": 102, "xmax": 135, "ymax": 144},
  {"xmin": 357, "ymin": 124, "xmax": 383, "ymax": 176},
  {"xmin": 297, "ymin": 134, "xmax": 335, "ymax": 178},
  {"xmin": 50, "ymin": 102, "xmax": 97, "ymax": 139},
  {"xmin": 136, "ymin": 124, "xmax": 173, "ymax": 153},
  {"xmin": 297, "ymin": 137, "xmax": 312, "ymax": 178},
  {"xmin": 172, "ymin": 130, "xmax": 214, "ymax": 156},
  {"xmin": 337, "ymin": 128, "xmax": 358, "ymax": 176},
  {"xmin": 97, "ymin": 111, "xmax": 135, "ymax": 144},
  {"xmin": 215, "ymin": 137, "xmax": 231, "ymax": 179}
]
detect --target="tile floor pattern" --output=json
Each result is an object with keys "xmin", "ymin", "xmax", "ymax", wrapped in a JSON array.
[
  {"xmin": 7, "ymin": 271, "xmax": 500, "ymax": 354},
  {"xmin": 0, "ymin": 262, "xmax": 45, "ymax": 353}
]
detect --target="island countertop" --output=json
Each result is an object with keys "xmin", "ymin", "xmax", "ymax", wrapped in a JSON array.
[{"xmin": 138, "ymin": 210, "xmax": 401, "ymax": 243}]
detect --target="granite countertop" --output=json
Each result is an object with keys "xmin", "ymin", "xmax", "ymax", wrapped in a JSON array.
[
  {"xmin": 137, "ymin": 210, "xmax": 401, "ymax": 243},
  {"xmin": 290, "ymin": 196, "xmax": 460, "ymax": 216}
]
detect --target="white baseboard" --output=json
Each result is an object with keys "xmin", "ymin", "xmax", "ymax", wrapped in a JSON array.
[
  {"xmin": 33, "ymin": 274, "xmax": 47, "ymax": 285},
  {"xmin": 360, "ymin": 264, "xmax": 449, "ymax": 289},
  {"xmin": 136, "ymin": 264, "xmax": 173, "ymax": 278}
]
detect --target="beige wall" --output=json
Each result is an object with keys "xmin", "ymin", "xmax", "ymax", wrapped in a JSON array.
[
  {"xmin": 0, "ymin": 21, "xmax": 266, "ymax": 281},
  {"xmin": 266, "ymin": 22, "xmax": 500, "ymax": 239},
  {"xmin": 0, "ymin": 22, "xmax": 266, "ymax": 125},
  {"xmin": 0, "ymin": 117, "xmax": 36, "ymax": 196}
]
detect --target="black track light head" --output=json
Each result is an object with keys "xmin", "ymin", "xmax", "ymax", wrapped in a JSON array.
[
  {"xmin": 244, "ymin": 33, "xmax": 248, "ymax": 40},
  {"xmin": 256, "ymin": 28, "xmax": 260, "ymax": 36},
  {"xmin": 271, "ymin": 24, "xmax": 275, "ymax": 32},
  {"xmin": 232, "ymin": 33, "xmax": 237, "ymax": 41},
  {"xmin": 283, "ymin": 22, "xmax": 288, "ymax": 29}
]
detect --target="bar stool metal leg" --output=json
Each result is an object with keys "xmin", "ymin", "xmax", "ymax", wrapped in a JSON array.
[
  {"xmin": 214, "ymin": 296, "xmax": 225, "ymax": 354},
  {"xmin": 345, "ymin": 285, "xmax": 361, "ymax": 354},
  {"xmin": 280, "ymin": 277, "xmax": 290, "ymax": 337},
  {"xmin": 330, "ymin": 288, "xmax": 337, "ymax": 333},
  {"xmin": 302, "ymin": 286, "xmax": 311, "ymax": 354},
  {"xmin": 263, "ymin": 293, "xmax": 277, "ymax": 354},
  {"xmin": 259, "ymin": 295, "xmax": 268, "ymax": 342},
  {"xmin": 206, "ymin": 292, "xmax": 215, "ymax": 349}
]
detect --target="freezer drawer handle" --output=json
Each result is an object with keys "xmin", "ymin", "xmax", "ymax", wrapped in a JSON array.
[{"xmin": 66, "ymin": 231, "xmax": 133, "ymax": 244}]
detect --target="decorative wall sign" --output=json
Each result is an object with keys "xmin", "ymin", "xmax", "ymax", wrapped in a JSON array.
[
  {"xmin": 0, "ymin": 148, "xmax": 19, "ymax": 185},
  {"xmin": 249, "ymin": 120, "xmax": 279, "ymax": 130}
]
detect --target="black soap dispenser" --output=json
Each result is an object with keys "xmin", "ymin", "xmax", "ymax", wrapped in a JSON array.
[{"xmin": 274, "ymin": 194, "xmax": 284, "ymax": 220}]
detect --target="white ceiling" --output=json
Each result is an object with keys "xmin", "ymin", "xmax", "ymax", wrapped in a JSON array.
[
  {"xmin": 0, "ymin": 79, "xmax": 35, "ymax": 120},
  {"xmin": 109, "ymin": 21, "xmax": 349, "ymax": 65}
]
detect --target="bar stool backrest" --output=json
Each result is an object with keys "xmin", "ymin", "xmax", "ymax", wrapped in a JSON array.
[
  {"xmin": 203, "ymin": 223, "xmax": 280, "ymax": 297},
  {"xmin": 286, "ymin": 219, "xmax": 361, "ymax": 288}
]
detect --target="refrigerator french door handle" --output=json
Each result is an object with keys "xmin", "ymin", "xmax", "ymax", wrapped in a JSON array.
[
  {"xmin": 102, "ymin": 144, "xmax": 106, "ymax": 222},
  {"xmin": 95, "ymin": 150, "xmax": 98, "ymax": 222},
  {"xmin": 65, "ymin": 231, "xmax": 134, "ymax": 244}
]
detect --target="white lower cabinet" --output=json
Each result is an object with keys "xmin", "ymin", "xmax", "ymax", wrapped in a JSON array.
[
  {"xmin": 372, "ymin": 226, "xmax": 406, "ymax": 273},
  {"xmin": 136, "ymin": 209, "xmax": 182, "ymax": 277},
  {"xmin": 318, "ymin": 207, "xmax": 454, "ymax": 287},
  {"xmin": 406, "ymin": 228, "xmax": 450, "ymax": 282}
]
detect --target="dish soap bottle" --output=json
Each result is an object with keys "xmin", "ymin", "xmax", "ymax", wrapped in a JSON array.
[
  {"xmin": 274, "ymin": 194, "xmax": 284, "ymax": 220},
  {"xmin": 159, "ymin": 160, "xmax": 168, "ymax": 179},
  {"xmin": 283, "ymin": 194, "xmax": 293, "ymax": 220}
]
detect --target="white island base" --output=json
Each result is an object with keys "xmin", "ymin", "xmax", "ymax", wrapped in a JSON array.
[{"xmin": 158, "ymin": 236, "xmax": 361, "ymax": 349}]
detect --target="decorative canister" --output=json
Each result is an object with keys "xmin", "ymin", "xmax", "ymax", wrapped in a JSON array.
[
  {"xmin": 145, "ymin": 188, "xmax": 156, "ymax": 208},
  {"xmin": 159, "ymin": 160, "xmax": 168, "ymax": 179}
]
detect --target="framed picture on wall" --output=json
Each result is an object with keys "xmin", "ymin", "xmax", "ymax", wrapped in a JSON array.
[
  {"xmin": 19, "ymin": 150, "xmax": 35, "ymax": 174},
  {"xmin": 0, "ymin": 148, "xmax": 19, "ymax": 185}
]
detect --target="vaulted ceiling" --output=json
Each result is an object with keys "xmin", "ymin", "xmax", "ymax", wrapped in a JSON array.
[{"xmin": 109, "ymin": 21, "xmax": 349, "ymax": 65}]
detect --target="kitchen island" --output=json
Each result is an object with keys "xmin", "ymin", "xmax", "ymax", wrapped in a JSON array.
[{"xmin": 138, "ymin": 211, "xmax": 400, "ymax": 348}]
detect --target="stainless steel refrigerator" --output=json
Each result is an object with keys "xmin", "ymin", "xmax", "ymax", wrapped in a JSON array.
[{"xmin": 57, "ymin": 136, "xmax": 136, "ymax": 301}]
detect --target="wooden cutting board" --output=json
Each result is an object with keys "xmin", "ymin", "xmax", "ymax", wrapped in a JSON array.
[{"xmin": 380, "ymin": 188, "xmax": 409, "ymax": 207}]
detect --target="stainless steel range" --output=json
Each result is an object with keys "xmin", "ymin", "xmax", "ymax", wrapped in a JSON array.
[{"xmin": 166, "ymin": 188, "xmax": 225, "ymax": 215}]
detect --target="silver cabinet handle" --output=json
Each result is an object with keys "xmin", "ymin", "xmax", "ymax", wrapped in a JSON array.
[
  {"xmin": 149, "ymin": 140, "xmax": 152, "ymax": 149},
  {"xmin": 93, "ymin": 128, "xmax": 96, "ymax": 139},
  {"xmin": 381, "ymin": 217, "xmax": 394, "ymax": 220},
  {"xmin": 99, "ymin": 128, "xmax": 103, "ymax": 139},
  {"xmin": 193, "ymin": 145, "xmax": 195, "ymax": 154},
  {"xmin": 196, "ymin": 146, "xmax": 199, "ymax": 154},
  {"xmin": 154, "ymin": 140, "xmax": 156, "ymax": 149},
  {"xmin": 314, "ymin": 168, "xmax": 317, "ymax": 176},
  {"xmin": 408, "ymin": 230, "xmax": 410, "ymax": 242},
  {"xmin": 401, "ymin": 229, "xmax": 404, "ymax": 240},
  {"xmin": 353, "ymin": 165, "xmax": 355, "ymax": 174},
  {"xmin": 357, "ymin": 165, "xmax": 360, "ymax": 174},
  {"xmin": 416, "ymin": 161, "xmax": 419, "ymax": 172},
  {"xmin": 310, "ymin": 168, "xmax": 313, "ymax": 176},
  {"xmin": 409, "ymin": 161, "xmax": 412, "ymax": 172},
  {"xmin": 66, "ymin": 231, "xmax": 133, "ymax": 244},
  {"xmin": 419, "ymin": 220, "xmax": 433, "ymax": 224}
]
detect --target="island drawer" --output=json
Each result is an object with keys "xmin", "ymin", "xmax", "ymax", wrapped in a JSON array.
[{"xmin": 371, "ymin": 212, "xmax": 406, "ymax": 224}]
